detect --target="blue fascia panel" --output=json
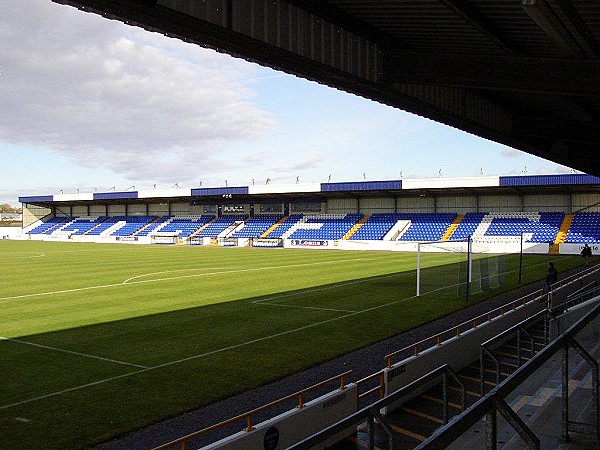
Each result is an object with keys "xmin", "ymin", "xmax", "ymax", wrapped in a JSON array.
[
  {"xmin": 94, "ymin": 191, "xmax": 139, "ymax": 200},
  {"xmin": 191, "ymin": 187, "xmax": 249, "ymax": 196},
  {"xmin": 19, "ymin": 195, "xmax": 54, "ymax": 203},
  {"xmin": 321, "ymin": 180, "xmax": 402, "ymax": 192},
  {"xmin": 500, "ymin": 174, "xmax": 600, "ymax": 187}
]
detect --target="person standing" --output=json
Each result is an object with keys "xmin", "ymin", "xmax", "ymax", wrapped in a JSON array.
[
  {"xmin": 546, "ymin": 261, "xmax": 558, "ymax": 291},
  {"xmin": 580, "ymin": 243, "xmax": 592, "ymax": 265}
]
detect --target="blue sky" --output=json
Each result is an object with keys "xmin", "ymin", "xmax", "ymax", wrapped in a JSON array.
[{"xmin": 0, "ymin": 1, "xmax": 574, "ymax": 206}]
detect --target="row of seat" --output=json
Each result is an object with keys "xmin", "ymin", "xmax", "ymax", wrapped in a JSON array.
[{"xmin": 26, "ymin": 212, "xmax": 600, "ymax": 243}]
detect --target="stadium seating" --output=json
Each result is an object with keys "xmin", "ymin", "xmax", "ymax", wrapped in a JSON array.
[
  {"xmin": 60, "ymin": 217, "xmax": 108, "ymax": 235},
  {"xmin": 468, "ymin": 212, "xmax": 564, "ymax": 243},
  {"xmin": 24, "ymin": 211, "xmax": 597, "ymax": 244},
  {"xmin": 287, "ymin": 213, "xmax": 363, "ymax": 240},
  {"xmin": 263, "ymin": 214, "xmax": 304, "ymax": 238},
  {"xmin": 397, "ymin": 213, "xmax": 457, "ymax": 242},
  {"xmin": 349, "ymin": 213, "xmax": 399, "ymax": 240},
  {"xmin": 229, "ymin": 214, "xmax": 283, "ymax": 238},
  {"xmin": 27, "ymin": 216, "xmax": 72, "ymax": 234},
  {"xmin": 564, "ymin": 212, "xmax": 600, "ymax": 244},
  {"xmin": 195, "ymin": 215, "xmax": 247, "ymax": 238},
  {"xmin": 448, "ymin": 212, "xmax": 486, "ymax": 241},
  {"xmin": 150, "ymin": 215, "xmax": 215, "ymax": 237}
]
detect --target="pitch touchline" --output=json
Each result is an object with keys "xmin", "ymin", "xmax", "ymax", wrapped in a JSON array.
[
  {"xmin": 0, "ymin": 258, "xmax": 375, "ymax": 301},
  {"xmin": 0, "ymin": 288, "xmax": 415, "ymax": 411},
  {"xmin": 0, "ymin": 337, "xmax": 148, "ymax": 369}
]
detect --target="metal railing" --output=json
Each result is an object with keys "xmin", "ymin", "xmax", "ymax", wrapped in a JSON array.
[
  {"xmin": 385, "ymin": 290, "xmax": 544, "ymax": 368},
  {"xmin": 287, "ymin": 364, "xmax": 465, "ymax": 450},
  {"xmin": 152, "ymin": 371, "xmax": 352, "ymax": 450},
  {"xmin": 479, "ymin": 309, "xmax": 549, "ymax": 395},
  {"xmin": 415, "ymin": 300, "xmax": 600, "ymax": 450}
]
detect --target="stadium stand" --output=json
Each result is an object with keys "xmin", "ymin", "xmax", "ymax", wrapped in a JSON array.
[
  {"xmin": 564, "ymin": 211, "xmax": 600, "ymax": 244},
  {"xmin": 263, "ymin": 213, "xmax": 304, "ymax": 238},
  {"xmin": 194, "ymin": 214, "xmax": 247, "ymax": 238},
  {"xmin": 23, "ymin": 211, "xmax": 598, "ymax": 245},
  {"xmin": 287, "ymin": 213, "xmax": 363, "ymax": 240},
  {"xmin": 448, "ymin": 212, "xmax": 486, "ymax": 241},
  {"xmin": 27, "ymin": 216, "xmax": 72, "ymax": 234},
  {"xmin": 111, "ymin": 216, "xmax": 158, "ymax": 237},
  {"xmin": 60, "ymin": 216, "xmax": 108, "ymax": 235},
  {"xmin": 349, "ymin": 213, "xmax": 402, "ymax": 240},
  {"xmin": 229, "ymin": 214, "xmax": 283, "ymax": 238},
  {"xmin": 143, "ymin": 215, "xmax": 214, "ymax": 237},
  {"xmin": 397, "ymin": 213, "xmax": 457, "ymax": 242},
  {"xmin": 470, "ymin": 212, "xmax": 564, "ymax": 243}
]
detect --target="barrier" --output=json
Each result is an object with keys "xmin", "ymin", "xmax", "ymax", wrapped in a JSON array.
[
  {"xmin": 383, "ymin": 291, "xmax": 546, "ymax": 412},
  {"xmin": 202, "ymin": 385, "xmax": 358, "ymax": 450},
  {"xmin": 153, "ymin": 372, "xmax": 354, "ymax": 450}
]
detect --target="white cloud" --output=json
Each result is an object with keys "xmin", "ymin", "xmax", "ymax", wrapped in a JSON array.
[
  {"xmin": 0, "ymin": 1, "xmax": 275, "ymax": 182},
  {"xmin": 501, "ymin": 148, "xmax": 523, "ymax": 158}
]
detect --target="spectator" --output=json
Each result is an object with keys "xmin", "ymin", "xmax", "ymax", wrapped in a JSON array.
[
  {"xmin": 580, "ymin": 243, "xmax": 592, "ymax": 265},
  {"xmin": 545, "ymin": 261, "xmax": 558, "ymax": 291}
]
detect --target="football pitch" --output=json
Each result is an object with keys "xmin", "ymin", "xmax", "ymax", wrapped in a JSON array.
[{"xmin": 0, "ymin": 240, "xmax": 578, "ymax": 449}]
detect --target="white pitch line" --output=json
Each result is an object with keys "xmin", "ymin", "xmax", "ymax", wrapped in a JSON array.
[
  {"xmin": 0, "ymin": 258, "xmax": 375, "ymax": 301},
  {"xmin": 122, "ymin": 267, "xmax": 227, "ymax": 284},
  {"xmin": 0, "ymin": 286, "xmax": 416, "ymax": 411},
  {"xmin": 255, "ymin": 302, "xmax": 357, "ymax": 313},
  {"xmin": 121, "ymin": 258, "xmax": 375, "ymax": 285},
  {"xmin": 0, "ymin": 252, "xmax": 46, "ymax": 258},
  {"xmin": 0, "ymin": 337, "xmax": 148, "ymax": 369}
]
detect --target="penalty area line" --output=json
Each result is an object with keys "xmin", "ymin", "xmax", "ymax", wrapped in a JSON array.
[{"xmin": 0, "ymin": 336, "xmax": 148, "ymax": 369}]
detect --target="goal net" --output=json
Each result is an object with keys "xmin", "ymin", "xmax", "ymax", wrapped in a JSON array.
[{"xmin": 416, "ymin": 239, "xmax": 508, "ymax": 301}]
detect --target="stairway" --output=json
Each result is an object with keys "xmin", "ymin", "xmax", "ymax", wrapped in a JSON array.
[
  {"xmin": 332, "ymin": 321, "xmax": 550, "ymax": 449},
  {"xmin": 441, "ymin": 215, "xmax": 463, "ymax": 241},
  {"xmin": 344, "ymin": 215, "xmax": 369, "ymax": 240},
  {"xmin": 554, "ymin": 213, "xmax": 574, "ymax": 244}
]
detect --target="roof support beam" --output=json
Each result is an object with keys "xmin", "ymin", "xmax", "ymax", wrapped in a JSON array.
[
  {"xmin": 283, "ymin": 0, "xmax": 410, "ymax": 50},
  {"xmin": 521, "ymin": 0, "xmax": 582, "ymax": 55},
  {"xmin": 383, "ymin": 52, "xmax": 600, "ymax": 97},
  {"xmin": 437, "ymin": 0, "xmax": 521, "ymax": 54},
  {"xmin": 553, "ymin": 0, "xmax": 600, "ymax": 58}
]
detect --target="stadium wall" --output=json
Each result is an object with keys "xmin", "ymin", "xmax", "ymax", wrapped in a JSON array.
[
  {"xmin": 327, "ymin": 198, "xmax": 359, "ymax": 214},
  {"xmin": 356, "ymin": 197, "xmax": 396, "ymax": 215},
  {"xmin": 435, "ymin": 195, "xmax": 478, "ymax": 214},
  {"xmin": 0, "ymin": 227, "xmax": 23, "ymax": 239},
  {"xmin": 398, "ymin": 196, "xmax": 436, "ymax": 212},
  {"xmin": 573, "ymin": 192, "xmax": 600, "ymax": 211}
]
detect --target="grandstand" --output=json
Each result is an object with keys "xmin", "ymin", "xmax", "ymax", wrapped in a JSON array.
[{"xmin": 17, "ymin": 174, "xmax": 600, "ymax": 255}]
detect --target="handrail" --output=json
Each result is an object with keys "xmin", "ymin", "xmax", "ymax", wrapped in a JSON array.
[
  {"xmin": 416, "ymin": 299, "xmax": 600, "ymax": 449},
  {"xmin": 551, "ymin": 282, "xmax": 600, "ymax": 315},
  {"xmin": 385, "ymin": 289, "xmax": 544, "ymax": 368},
  {"xmin": 356, "ymin": 370, "xmax": 386, "ymax": 404},
  {"xmin": 479, "ymin": 309, "xmax": 548, "ymax": 394},
  {"xmin": 480, "ymin": 309, "xmax": 546, "ymax": 350},
  {"xmin": 287, "ymin": 364, "xmax": 462, "ymax": 450},
  {"xmin": 549, "ymin": 263, "xmax": 600, "ymax": 297},
  {"xmin": 152, "ymin": 370, "xmax": 352, "ymax": 450}
]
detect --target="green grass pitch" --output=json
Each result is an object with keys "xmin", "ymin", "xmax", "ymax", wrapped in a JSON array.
[{"xmin": 0, "ymin": 240, "xmax": 580, "ymax": 449}]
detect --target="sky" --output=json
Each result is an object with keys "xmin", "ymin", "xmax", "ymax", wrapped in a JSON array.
[{"xmin": 0, "ymin": 1, "xmax": 576, "ymax": 206}]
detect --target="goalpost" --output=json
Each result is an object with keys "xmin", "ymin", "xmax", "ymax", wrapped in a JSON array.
[{"xmin": 416, "ymin": 238, "xmax": 507, "ymax": 301}]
